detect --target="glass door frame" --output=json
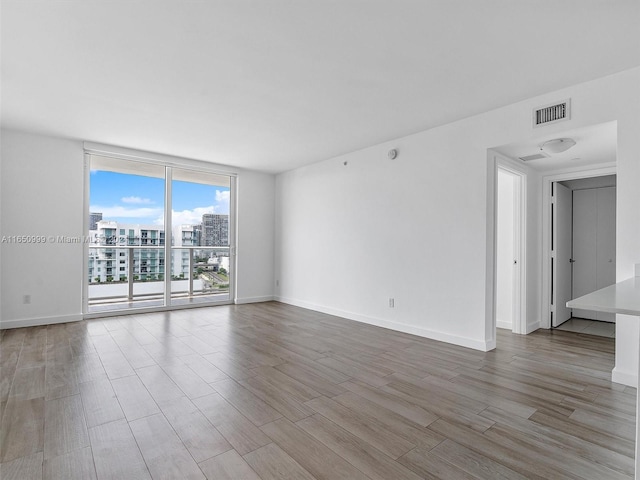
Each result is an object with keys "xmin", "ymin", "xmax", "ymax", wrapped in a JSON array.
[{"xmin": 82, "ymin": 150, "xmax": 237, "ymax": 317}]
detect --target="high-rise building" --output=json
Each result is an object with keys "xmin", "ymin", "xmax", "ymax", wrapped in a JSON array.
[
  {"xmin": 89, "ymin": 212, "xmax": 103, "ymax": 230},
  {"xmin": 202, "ymin": 214, "xmax": 229, "ymax": 246},
  {"xmin": 192, "ymin": 224, "xmax": 203, "ymax": 245},
  {"xmin": 88, "ymin": 221, "xmax": 196, "ymax": 283}
]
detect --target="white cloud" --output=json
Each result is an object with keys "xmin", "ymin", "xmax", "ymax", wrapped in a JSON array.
[
  {"xmin": 121, "ymin": 196, "xmax": 154, "ymax": 204},
  {"xmin": 90, "ymin": 205, "xmax": 163, "ymax": 220},
  {"xmin": 216, "ymin": 190, "xmax": 230, "ymax": 203},
  {"xmin": 168, "ymin": 206, "xmax": 216, "ymax": 227}
]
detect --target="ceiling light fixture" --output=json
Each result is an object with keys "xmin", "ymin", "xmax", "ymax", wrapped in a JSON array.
[{"xmin": 540, "ymin": 138, "xmax": 576, "ymax": 154}]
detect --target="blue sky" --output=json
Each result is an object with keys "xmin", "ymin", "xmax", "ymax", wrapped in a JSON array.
[{"xmin": 90, "ymin": 171, "xmax": 229, "ymax": 227}]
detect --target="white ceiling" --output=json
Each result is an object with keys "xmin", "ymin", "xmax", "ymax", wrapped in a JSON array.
[
  {"xmin": 492, "ymin": 121, "xmax": 618, "ymax": 172},
  {"xmin": 2, "ymin": 1, "xmax": 639, "ymax": 173}
]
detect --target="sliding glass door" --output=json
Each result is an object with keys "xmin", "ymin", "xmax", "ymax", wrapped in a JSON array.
[
  {"xmin": 170, "ymin": 168, "xmax": 232, "ymax": 306},
  {"xmin": 85, "ymin": 154, "xmax": 234, "ymax": 314}
]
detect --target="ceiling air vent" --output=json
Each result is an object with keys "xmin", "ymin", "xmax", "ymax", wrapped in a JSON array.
[
  {"xmin": 533, "ymin": 99, "xmax": 571, "ymax": 128},
  {"xmin": 519, "ymin": 152, "xmax": 548, "ymax": 162}
]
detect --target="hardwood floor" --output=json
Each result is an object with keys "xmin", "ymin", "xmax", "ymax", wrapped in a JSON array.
[{"xmin": 0, "ymin": 302, "xmax": 635, "ymax": 479}]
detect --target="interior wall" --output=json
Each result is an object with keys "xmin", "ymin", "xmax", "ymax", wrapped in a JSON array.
[
  {"xmin": 496, "ymin": 170, "xmax": 515, "ymax": 330},
  {"xmin": 0, "ymin": 129, "xmax": 276, "ymax": 328},
  {"xmin": 235, "ymin": 171, "xmax": 276, "ymax": 304},
  {"xmin": 274, "ymin": 67, "xmax": 640, "ymax": 361},
  {"xmin": 1, "ymin": 130, "xmax": 85, "ymax": 326}
]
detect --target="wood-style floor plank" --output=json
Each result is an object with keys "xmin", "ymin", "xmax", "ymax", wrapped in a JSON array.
[
  {"xmin": 260, "ymin": 417, "xmax": 371, "ymax": 480},
  {"xmin": 129, "ymin": 413, "xmax": 205, "ymax": 480},
  {"xmin": 88, "ymin": 419, "xmax": 151, "ymax": 480},
  {"xmin": 431, "ymin": 438, "xmax": 529, "ymax": 479},
  {"xmin": 43, "ymin": 446, "xmax": 97, "ymax": 480},
  {"xmin": 160, "ymin": 396, "xmax": 232, "ymax": 463},
  {"xmin": 240, "ymin": 374, "xmax": 316, "ymax": 422},
  {"xmin": 332, "ymin": 391, "xmax": 444, "ymax": 449},
  {"xmin": 43, "ymin": 394, "xmax": 90, "ymax": 460},
  {"xmin": 79, "ymin": 378, "xmax": 125, "ymax": 428},
  {"xmin": 480, "ymin": 406, "xmax": 634, "ymax": 476},
  {"xmin": 211, "ymin": 378, "xmax": 283, "ymax": 426},
  {"xmin": 243, "ymin": 443, "xmax": 317, "ymax": 480},
  {"xmin": 0, "ymin": 451, "xmax": 43, "ymax": 480},
  {"xmin": 296, "ymin": 413, "xmax": 423, "ymax": 480},
  {"xmin": 398, "ymin": 446, "xmax": 481, "ymax": 480},
  {"xmin": 9, "ymin": 366, "xmax": 45, "ymax": 401},
  {"xmin": 45, "ymin": 362, "xmax": 79, "ymax": 400},
  {"xmin": 161, "ymin": 363, "xmax": 216, "ymax": 399},
  {"xmin": 304, "ymin": 395, "xmax": 416, "ymax": 459},
  {"xmin": 111, "ymin": 374, "xmax": 160, "ymax": 421},
  {"xmin": 192, "ymin": 392, "xmax": 272, "ymax": 455},
  {"xmin": 198, "ymin": 449, "xmax": 261, "ymax": 480},
  {"xmin": 135, "ymin": 364, "xmax": 184, "ymax": 407},
  {"xmin": 1, "ymin": 397, "xmax": 45, "ymax": 463},
  {"xmin": 0, "ymin": 302, "xmax": 634, "ymax": 479}
]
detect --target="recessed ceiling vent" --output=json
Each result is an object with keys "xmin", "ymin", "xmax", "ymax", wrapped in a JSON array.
[
  {"xmin": 518, "ymin": 152, "xmax": 549, "ymax": 162},
  {"xmin": 533, "ymin": 99, "xmax": 571, "ymax": 128}
]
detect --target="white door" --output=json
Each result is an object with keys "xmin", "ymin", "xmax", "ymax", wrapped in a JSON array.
[
  {"xmin": 572, "ymin": 187, "xmax": 616, "ymax": 321},
  {"xmin": 595, "ymin": 187, "xmax": 616, "ymax": 322},
  {"xmin": 552, "ymin": 182, "xmax": 572, "ymax": 327},
  {"xmin": 496, "ymin": 170, "xmax": 515, "ymax": 330}
]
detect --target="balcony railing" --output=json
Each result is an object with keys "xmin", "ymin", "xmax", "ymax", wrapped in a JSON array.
[{"xmin": 87, "ymin": 245, "xmax": 230, "ymax": 312}]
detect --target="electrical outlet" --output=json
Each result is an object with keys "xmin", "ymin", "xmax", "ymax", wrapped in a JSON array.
[
  {"xmin": 389, "ymin": 298, "xmax": 395, "ymax": 308},
  {"xmin": 23, "ymin": 294, "xmax": 31, "ymax": 304}
]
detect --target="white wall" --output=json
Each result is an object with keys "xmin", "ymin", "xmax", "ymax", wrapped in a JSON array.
[
  {"xmin": 275, "ymin": 67, "xmax": 640, "ymax": 365},
  {"xmin": 235, "ymin": 170, "xmax": 275, "ymax": 304},
  {"xmin": 1, "ymin": 131, "xmax": 85, "ymax": 326},
  {"xmin": 0, "ymin": 129, "xmax": 276, "ymax": 328},
  {"xmin": 496, "ymin": 170, "xmax": 515, "ymax": 330}
]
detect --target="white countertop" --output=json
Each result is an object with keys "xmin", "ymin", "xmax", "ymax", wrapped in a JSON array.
[{"xmin": 567, "ymin": 276, "xmax": 640, "ymax": 316}]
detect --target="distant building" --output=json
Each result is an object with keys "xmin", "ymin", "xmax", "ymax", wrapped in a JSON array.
[
  {"xmin": 179, "ymin": 224, "xmax": 201, "ymax": 246},
  {"xmin": 88, "ymin": 220, "xmax": 228, "ymax": 284},
  {"xmin": 202, "ymin": 214, "xmax": 229, "ymax": 246},
  {"xmin": 192, "ymin": 224, "xmax": 203, "ymax": 244},
  {"xmin": 89, "ymin": 212, "xmax": 103, "ymax": 230},
  {"xmin": 88, "ymin": 221, "xmax": 191, "ymax": 283}
]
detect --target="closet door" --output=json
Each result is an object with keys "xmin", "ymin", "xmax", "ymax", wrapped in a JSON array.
[
  {"xmin": 595, "ymin": 187, "xmax": 616, "ymax": 321},
  {"xmin": 571, "ymin": 187, "xmax": 616, "ymax": 321},
  {"xmin": 572, "ymin": 189, "xmax": 598, "ymax": 320}
]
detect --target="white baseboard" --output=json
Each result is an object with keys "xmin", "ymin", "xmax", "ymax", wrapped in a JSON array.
[
  {"xmin": 496, "ymin": 320, "xmax": 512, "ymax": 330},
  {"xmin": 0, "ymin": 313, "xmax": 83, "ymax": 330},
  {"xmin": 611, "ymin": 367, "xmax": 636, "ymax": 388},
  {"xmin": 275, "ymin": 296, "xmax": 493, "ymax": 352},
  {"xmin": 235, "ymin": 295, "xmax": 274, "ymax": 305},
  {"xmin": 526, "ymin": 320, "xmax": 541, "ymax": 334}
]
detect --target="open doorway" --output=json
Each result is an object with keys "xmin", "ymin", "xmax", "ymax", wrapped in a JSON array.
[
  {"xmin": 551, "ymin": 174, "xmax": 616, "ymax": 337},
  {"xmin": 487, "ymin": 120, "xmax": 617, "ymax": 345}
]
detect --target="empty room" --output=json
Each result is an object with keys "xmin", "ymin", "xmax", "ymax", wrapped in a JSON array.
[{"xmin": 2, "ymin": 1, "xmax": 640, "ymax": 479}]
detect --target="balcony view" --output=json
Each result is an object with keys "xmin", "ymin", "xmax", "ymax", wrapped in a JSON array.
[{"xmin": 88, "ymin": 158, "xmax": 232, "ymax": 312}]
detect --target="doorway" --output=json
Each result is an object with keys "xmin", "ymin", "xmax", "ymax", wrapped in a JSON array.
[
  {"xmin": 551, "ymin": 174, "xmax": 617, "ymax": 333},
  {"xmin": 487, "ymin": 121, "xmax": 617, "ymax": 346}
]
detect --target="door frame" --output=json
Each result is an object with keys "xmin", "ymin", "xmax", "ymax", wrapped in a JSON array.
[
  {"xmin": 487, "ymin": 153, "xmax": 527, "ymax": 340},
  {"xmin": 540, "ymin": 163, "xmax": 616, "ymax": 329},
  {"xmin": 551, "ymin": 181, "xmax": 573, "ymax": 327}
]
